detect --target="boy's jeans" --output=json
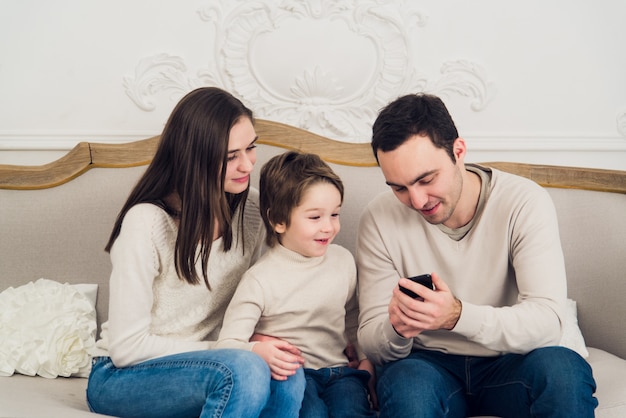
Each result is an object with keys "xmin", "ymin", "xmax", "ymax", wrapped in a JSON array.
[{"xmin": 300, "ymin": 366, "xmax": 376, "ymax": 418}]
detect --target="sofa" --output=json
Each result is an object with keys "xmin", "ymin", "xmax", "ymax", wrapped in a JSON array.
[{"xmin": 1, "ymin": 119, "xmax": 624, "ymax": 417}]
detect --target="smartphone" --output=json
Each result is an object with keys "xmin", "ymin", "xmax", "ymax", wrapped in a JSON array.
[{"xmin": 399, "ymin": 274, "xmax": 433, "ymax": 301}]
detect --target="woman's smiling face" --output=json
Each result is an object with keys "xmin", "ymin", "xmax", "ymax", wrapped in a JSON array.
[{"xmin": 224, "ymin": 117, "xmax": 258, "ymax": 194}]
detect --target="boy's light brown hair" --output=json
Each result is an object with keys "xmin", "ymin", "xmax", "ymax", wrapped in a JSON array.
[{"xmin": 259, "ymin": 151, "xmax": 344, "ymax": 247}]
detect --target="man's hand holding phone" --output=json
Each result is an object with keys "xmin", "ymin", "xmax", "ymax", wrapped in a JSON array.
[{"xmin": 390, "ymin": 272, "xmax": 462, "ymax": 338}]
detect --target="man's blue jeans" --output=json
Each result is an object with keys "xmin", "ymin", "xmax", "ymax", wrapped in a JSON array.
[
  {"xmin": 86, "ymin": 350, "xmax": 305, "ymax": 418},
  {"xmin": 300, "ymin": 366, "xmax": 376, "ymax": 418},
  {"xmin": 376, "ymin": 346, "xmax": 597, "ymax": 418}
]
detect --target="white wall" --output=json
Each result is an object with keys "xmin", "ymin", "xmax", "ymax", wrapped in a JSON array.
[{"xmin": 1, "ymin": 0, "xmax": 625, "ymax": 169}]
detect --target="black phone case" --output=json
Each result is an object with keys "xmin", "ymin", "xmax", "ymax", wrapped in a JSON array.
[{"xmin": 399, "ymin": 274, "xmax": 433, "ymax": 300}]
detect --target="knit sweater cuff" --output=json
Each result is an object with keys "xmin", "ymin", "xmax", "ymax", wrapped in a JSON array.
[
  {"xmin": 451, "ymin": 301, "xmax": 484, "ymax": 338},
  {"xmin": 382, "ymin": 318, "xmax": 414, "ymax": 356}
]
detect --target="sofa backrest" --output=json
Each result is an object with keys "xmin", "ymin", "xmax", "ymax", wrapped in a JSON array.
[
  {"xmin": 545, "ymin": 187, "xmax": 625, "ymax": 357},
  {"xmin": 0, "ymin": 165, "xmax": 148, "ymax": 338},
  {"xmin": 1, "ymin": 119, "xmax": 625, "ymax": 358}
]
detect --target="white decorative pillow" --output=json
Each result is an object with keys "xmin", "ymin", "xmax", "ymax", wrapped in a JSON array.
[
  {"xmin": 0, "ymin": 278, "xmax": 98, "ymax": 378},
  {"xmin": 559, "ymin": 298, "xmax": 589, "ymax": 358}
]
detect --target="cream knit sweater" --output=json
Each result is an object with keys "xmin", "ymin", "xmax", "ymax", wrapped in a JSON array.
[
  {"xmin": 217, "ymin": 243, "xmax": 363, "ymax": 370},
  {"xmin": 357, "ymin": 165, "xmax": 567, "ymax": 365},
  {"xmin": 95, "ymin": 189, "xmax": 264, "ymax": 367}
]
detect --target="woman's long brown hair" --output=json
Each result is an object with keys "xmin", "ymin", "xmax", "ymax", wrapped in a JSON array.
[{"xmin": 105, "ymin": 87, "xmax": 253, "ymax": 289}]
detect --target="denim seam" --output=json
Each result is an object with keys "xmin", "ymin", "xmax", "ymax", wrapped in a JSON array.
[
  {"xmin": 465, "ymin": 357, "xmax": 472, "ymax": 396},
  {"xmin": 444, "ymin": 387, "xmax": 464, "ymax": 417}
]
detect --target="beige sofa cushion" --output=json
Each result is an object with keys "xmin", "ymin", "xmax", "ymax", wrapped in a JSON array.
[
  {"xmin": 588, "ymin": 348, "xmax": 626, "ymax": 417},
  {"xmin": 0, "ymin": 166, "xmax": 147, "ymax": 339}
]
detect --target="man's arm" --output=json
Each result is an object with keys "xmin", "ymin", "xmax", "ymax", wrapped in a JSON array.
[
  {"xmin": 451, "ymin": 185, "xmax": 567, "ymax": 353},
  {"xmin": 356, "ymin": 205, "xmax": 414, "ymax": 365}
]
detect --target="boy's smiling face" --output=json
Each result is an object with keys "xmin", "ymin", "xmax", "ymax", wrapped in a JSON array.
[{"xmin": 274, "ymin": 182, "xmax": 342, "ymax": 257}]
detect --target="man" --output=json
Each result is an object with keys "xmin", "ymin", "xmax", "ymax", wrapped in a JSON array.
[{"xmin": 356, "ymin": 93, "xmax": 597, "ymax": 417}]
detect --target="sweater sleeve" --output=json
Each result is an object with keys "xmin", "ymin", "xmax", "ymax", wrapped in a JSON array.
[
  {"xmin": 215, "ymin": 273, "xmax": 263, "ymax": 351},
  {"xmin": 452, "ymin": 180, "xmax": 566, "ymax": 353},
  {"xmin": 356, "ymin": 200, "xmax": 414, "ymax": 365},
  {"xmin": 106, "ymin": 206, "xmax": 211, "ymax": 367}
]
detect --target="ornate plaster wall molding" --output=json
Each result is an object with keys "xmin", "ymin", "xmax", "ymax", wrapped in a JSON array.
[{"xmin": 123, "ymin": 0, "xmax": 496, "ymax": 142}]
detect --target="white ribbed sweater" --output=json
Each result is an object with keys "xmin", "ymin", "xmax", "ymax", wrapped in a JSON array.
[{"xmin": 94, "ymin": 190, "xmax": 264, "ymax": 367}]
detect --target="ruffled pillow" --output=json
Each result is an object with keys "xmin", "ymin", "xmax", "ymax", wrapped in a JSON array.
[{"xmin": 0, "ymin": 278, "xmax": 97, "ymax": 378}]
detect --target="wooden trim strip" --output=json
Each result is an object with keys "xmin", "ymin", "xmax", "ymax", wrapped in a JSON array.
[
  {"xmin": 0, "ymin": 142, "xmax": 92, "ymax": 190},
  {"xmin": 255, "ymin": 119, "xmax": 376, "ymax": 167},
  {"xmin": 482, "ymin": 162, "xmax": 626, "ymax": 194},
  {"xmin": 88, "ymin": 136, "xmax": 160, "ymax": 167}
]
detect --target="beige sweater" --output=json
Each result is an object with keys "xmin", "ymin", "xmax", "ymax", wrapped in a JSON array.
[
  {"xmin": 95, "ymin": 189, "xmax": 264, "ymax": 367},
  {"xmin": 217, "ymin": 243, "xmax": 363, "ymax": 370},
  {"xmin": 356, "ymin": 165, "xmax": 567, "ymax": 365}
]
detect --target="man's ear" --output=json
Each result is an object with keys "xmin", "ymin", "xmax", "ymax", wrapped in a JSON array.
[{"xmin": 453, "ymin": 137, "xmax": 467, "ymax": 162}]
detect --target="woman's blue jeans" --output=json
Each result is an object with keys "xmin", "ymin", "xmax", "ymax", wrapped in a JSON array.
[
  {"xmin": 376, "ymin": 346, "xmax": 597, "ymax": 418},
  {"xmin": 86, "ymin": 350, "xmax": 305, "ymax": 418},
  {"xmin": 300, "ymin": 366, "xmax": 376, "ymax": 418}
]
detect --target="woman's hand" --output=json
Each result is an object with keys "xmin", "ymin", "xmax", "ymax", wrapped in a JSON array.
[{"xmin": 250, "ymin": 334, "xmax": 304, "ymax": 380}]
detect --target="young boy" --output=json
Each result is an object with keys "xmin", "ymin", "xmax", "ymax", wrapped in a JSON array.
[{"xmin": 217, "ymin": 151, "xmax": 376, "ymax": 418}]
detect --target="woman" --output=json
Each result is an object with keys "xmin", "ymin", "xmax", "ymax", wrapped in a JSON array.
[{"xmin": 86, "ymin": 87, "xmax": 303, "ymax": 418}]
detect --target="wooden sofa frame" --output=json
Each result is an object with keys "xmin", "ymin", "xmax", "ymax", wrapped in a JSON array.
[{"xmin": 2, "ymin": 119, "xmax": 625, "ymax": 194}]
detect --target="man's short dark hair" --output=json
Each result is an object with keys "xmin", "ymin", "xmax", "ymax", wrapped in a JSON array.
[{"xmin": 372, "ymin": 93, "xmax": 459, "ymax": 163}]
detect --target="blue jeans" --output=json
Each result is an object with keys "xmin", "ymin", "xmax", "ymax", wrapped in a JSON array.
[
  {"xmin": 376, "ymin": 346, "xmax": 597, "ymax": 418},
  {"xmin": 86, "ymin": 350, "xmax": 305, "ymax": 418},
  {"xmin": 300, "ymin": 366, "xmax": 376, "ymax": 418}
]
